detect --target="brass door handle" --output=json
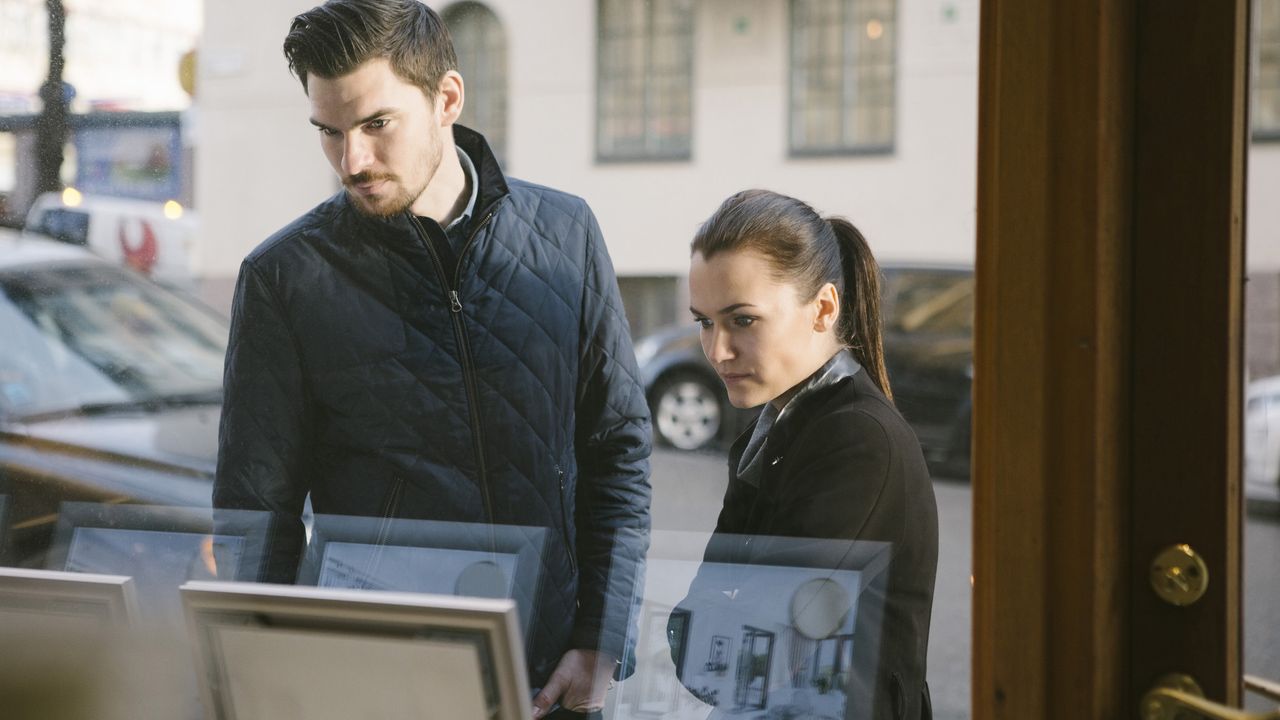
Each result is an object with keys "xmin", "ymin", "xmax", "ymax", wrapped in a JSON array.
[
  {"xmin": 1143, "ymin": 688, "xmax": 1280, "ymax": 720},
  {"xmin": 1247, "ymin": 675, "xmax": 1280, "ymax": 705},
  {"xmin": 1143, "ymin": 674, "xmax": 1280, "ymax": 720}
]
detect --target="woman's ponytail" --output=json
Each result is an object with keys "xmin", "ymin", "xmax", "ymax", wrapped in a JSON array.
[{"xmin": 828, "ymin": 217, "xmax": 892, "ymax": 402}]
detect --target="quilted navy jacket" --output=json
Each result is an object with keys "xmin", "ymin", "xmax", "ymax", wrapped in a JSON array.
[{"xmin": 214, "ymin": 127, "xmax": 652, "ymax": 686}]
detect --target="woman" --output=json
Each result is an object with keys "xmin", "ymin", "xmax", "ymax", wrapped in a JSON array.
[{"xmin": 681, "ymin": 189, "xmax": 938, "ymax": 719}]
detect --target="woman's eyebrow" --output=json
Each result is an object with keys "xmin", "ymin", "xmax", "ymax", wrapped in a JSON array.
[{"xmin": 690, "ymin": 302, "xmax": 758, "ymax": 317}]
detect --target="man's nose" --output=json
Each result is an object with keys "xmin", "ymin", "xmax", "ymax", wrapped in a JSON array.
[{"xmin": 341, "ymin": 133, "xmax": 372, "ymax": 177}]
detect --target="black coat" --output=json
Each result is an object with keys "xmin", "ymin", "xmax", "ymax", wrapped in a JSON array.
[
  {"xmin": 213, "ymin": 126, "xmax": 652, "ymax": 687},
  {"xmin": 686, "ymin": 351, "xmax": 938, "ymax": 719}
]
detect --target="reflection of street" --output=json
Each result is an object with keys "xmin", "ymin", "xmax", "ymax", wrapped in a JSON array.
[
  {"xmin": 1246, "ymin": 507, "xmax": 1280, "ymax": 713},
  {"xmin": 651, "ymin": 449, "xmax": 1280, "ymax": 719}
]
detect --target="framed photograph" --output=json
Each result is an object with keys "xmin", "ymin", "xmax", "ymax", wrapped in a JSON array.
[
  {"xmin": 706, "ymin": 634, "xmax": 731, "ymax": 675},
  {"xmin": 0, "ymin": 566, "xmax": 138, "ymax": 628},
  {"xmin": 44, "ymin": 502, "xmax": 268, "ymax": 624},
  {"xmin": 734, "ymin": 625, "xmax": 775, "ymax": 710},
  {"xmin": 636, "ymin": 604, "xmax": 682, "ymax": 716},
  {"xmin": 181, "ymin": 581, "xmax": 531, "ymax": 720},
  {"xmin": 295, "ymin": 514, "xmax": 546, "ymax": 645},
  {"xmin": 601, "ymin": 530, "xmax": 892, "ymax": 720}
]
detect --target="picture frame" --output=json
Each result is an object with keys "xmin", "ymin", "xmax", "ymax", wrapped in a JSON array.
[
  {"xmin": 295, "ymin": 514, "xmax": 547, "ymax": 646},
  {"xmin": 706, "ymin": 634, "xmax": 731, "ymax": 674},
  {"xmin": 602, "ymin": 530, "xmax": 893, "ymax": 720},
  {"xmin": 0, "ymin": 566, "xmax": 138, "ymax": 627},
  {"xmin": 181, "ymin": 581, "xmax": 531, "ymax": 720},
  {"xmin": 44, "ymin": 502, "xmax": 268, "ymax": 624}
]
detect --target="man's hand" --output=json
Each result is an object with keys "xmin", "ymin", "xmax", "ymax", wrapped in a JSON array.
[{"xmin": 531, "ymin": 649, "xmax": 617, "ymax": 718}]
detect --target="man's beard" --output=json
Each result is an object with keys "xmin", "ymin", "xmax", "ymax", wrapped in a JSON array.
[
  {"xmin": 343, "ymin": 173, "xmax": 421, "ymax": 218},
  {"xmin": 343, "ymin": 140, "xmax": 441, "ymax": 218}
]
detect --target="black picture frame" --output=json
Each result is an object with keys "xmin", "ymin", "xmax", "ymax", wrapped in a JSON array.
[{"xmin": 295, "ymin": 514, "xmax": 547, "ymax": 648}]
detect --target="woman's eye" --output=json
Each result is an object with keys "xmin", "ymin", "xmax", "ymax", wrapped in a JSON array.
[
  {"xmin": 733, "ymin": 316, "xmax": 755, "ymax": 328},
  {"xmin": 694, "ymin": 317, "xmax": 712, "ymax": 329}
]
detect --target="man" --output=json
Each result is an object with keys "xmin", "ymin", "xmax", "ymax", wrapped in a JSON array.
[{"xmin": 213, "ymin": 2, "xmax": 652, "ymax": 717}]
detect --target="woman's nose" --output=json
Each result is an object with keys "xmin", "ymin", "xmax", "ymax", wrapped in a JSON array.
[{"xmin": 705, "ymin": 328, "xmax": 734, "ymax": 364}]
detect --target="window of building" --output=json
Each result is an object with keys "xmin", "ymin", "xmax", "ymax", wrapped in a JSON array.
[
  {"xmin": 442, "ymin": 2, "xmax": 509, "ymax": 164},
  {"xmin": 789, "ymin": 0, "xmax": 897, "ymax": 155},
  {"xmin": 1256, "ymin": 0, "xmax": 1280, "ymax": 139},
  {"xmin": 595, "ymin": 0, "xmax": 694, "ymax": 162}
]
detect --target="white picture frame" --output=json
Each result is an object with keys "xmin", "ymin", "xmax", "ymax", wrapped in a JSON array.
[
  {"xmin": 0, "ymin": 566, "xmax": 138, "ymax": 627},
  {"xmin": 181, "ymin": 581, "xmax": 531, "ymax": 720}
]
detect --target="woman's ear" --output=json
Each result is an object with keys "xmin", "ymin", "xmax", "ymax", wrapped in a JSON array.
[{"xmin": 813, "ymin": 282, "xmax": 841, "ymax": 333}]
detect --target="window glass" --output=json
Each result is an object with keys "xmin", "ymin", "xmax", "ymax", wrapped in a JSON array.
[
  {"xmin": 443, "ymin": 2, "xmax": 510, "ymax": 165},
  {"xmin": 790, "ymin": 0, "xmax": 897, "ymax": 154},
  {"xmin": 596, "ymin": 0, "xmax": 695, "ymax": 161},
  {"xmin": 1255, "ymin": 0, "xmax": 1280, "ymax": 137}
]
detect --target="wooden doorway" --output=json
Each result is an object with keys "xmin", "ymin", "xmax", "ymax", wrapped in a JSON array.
[{"xmin": 973, "ymin": 0, "xmax": 1249, "ymax": 716}]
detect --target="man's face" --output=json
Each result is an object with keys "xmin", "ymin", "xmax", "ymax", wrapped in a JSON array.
[{"xmin": 308, "ymin": 58, "xmax": 445, "ymax": 217}]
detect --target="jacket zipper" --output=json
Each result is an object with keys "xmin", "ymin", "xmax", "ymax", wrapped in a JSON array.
[
  {"xmin": 408, "ymin": 210, "xmax": 498, "ymax": 527},
  {"xmin": 555, "ymin": 464, "xmax": 578, "ymax": 574}
]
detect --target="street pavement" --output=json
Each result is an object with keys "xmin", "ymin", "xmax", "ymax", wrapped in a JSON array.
[{"xmin": 649, "ymin": 448, "xmax": 1280, "ymax": 719}]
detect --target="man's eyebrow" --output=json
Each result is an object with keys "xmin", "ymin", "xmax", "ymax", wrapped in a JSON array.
[{"xmin": 308, "ymin": 108, "xmax": 398, "ymax": 131}]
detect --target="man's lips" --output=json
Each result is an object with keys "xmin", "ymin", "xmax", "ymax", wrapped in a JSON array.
[
  {"xmin": 351, "ymin": 179, "xmax": 387, "ymax": 195},
  {"xmin": 719, "ymin": 372, "xmax": 752, "ymax": 383},
  {"xmin": 345, "ymin": 174, "xmax": 394, "ymax": 194}
]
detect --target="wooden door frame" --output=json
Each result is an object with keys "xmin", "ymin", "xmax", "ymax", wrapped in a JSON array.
[{"xmin": 973, "ymin": 0, "xmax": 1248, "ymax": 717}]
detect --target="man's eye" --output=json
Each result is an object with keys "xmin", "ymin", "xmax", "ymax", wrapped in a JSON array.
[
  {"xmin": 367, "ymin": 118, "xmax": 389, "ymax": 130},
  {"xmin": 317, "ymin": 127, "xmax": 338, "ymax": 137}
]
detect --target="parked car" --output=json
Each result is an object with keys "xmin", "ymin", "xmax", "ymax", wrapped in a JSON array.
[
  {"xmin": 1246, "ymin": 374, "xmax": 1280, "ymax": 508},
  {"xmin": 636, "ymin": 264, "xmax": 974, "ymax": 478},
  {"xmin": 0, "ymin": 229, "xmax": 226, "ymax": 567},
  {"xmin": 24, "ymin": 189, "xmax": 200, "ymax": 289}
]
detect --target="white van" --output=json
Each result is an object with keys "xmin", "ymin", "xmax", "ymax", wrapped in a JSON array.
[{"xmin": 23, "ymin": 189, "xmax": 199, "ymax": 289}]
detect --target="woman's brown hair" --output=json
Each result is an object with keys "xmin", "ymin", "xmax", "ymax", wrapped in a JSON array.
[{"xmin": 691, "ymin": 189, "xmax": 892, "ymax": 401}]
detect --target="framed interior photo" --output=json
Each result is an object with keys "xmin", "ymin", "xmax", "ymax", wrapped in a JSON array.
[
  {"xmin": 181, "ymin": 581, "xmax": 531, "ymax": 720},
  {"xmin": 295, "ymin": 514, "xmax": 546, "ymax": 645},
  {"xmin": 603, "ymin": 530, "xmax": 893, "ymax": 720},
  {"xmin": 44, "ymin": 502, "xmax": 268, "ymax": 624}
]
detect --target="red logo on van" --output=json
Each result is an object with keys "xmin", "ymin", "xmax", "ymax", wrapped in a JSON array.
[{"xmin": 119, "ymin": 219, "xmax": 158, "ymax": 274}]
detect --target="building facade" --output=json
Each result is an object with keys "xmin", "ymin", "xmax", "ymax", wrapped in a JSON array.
[{"xmin": 195, "ymin": 0, "xmax": 1280, "ymax": 373}]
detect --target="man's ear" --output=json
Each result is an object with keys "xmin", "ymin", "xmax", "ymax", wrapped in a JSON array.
[
  {"xmin": 437, "ymin": 70, "xmax": 465, "ymax": 126},
  {"xmin": 813, "ymin": 282, "xmax": 841, "ymax": 333}
]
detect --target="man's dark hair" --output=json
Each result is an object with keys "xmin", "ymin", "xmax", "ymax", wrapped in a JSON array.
[{"xmin": 283, "ymin": 0, "xmax": 458, "ymax": 96}]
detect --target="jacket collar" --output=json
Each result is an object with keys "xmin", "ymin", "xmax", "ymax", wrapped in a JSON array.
[
  {"xmin": 452, "ymin": 124, "xmax": 509, "ymax": 221},
  {"xmin": 729, "ymin": 349, "xmax": 864, "ymax": 472}
]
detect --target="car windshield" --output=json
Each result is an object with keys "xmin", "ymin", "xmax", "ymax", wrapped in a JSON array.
[
  {"xmin": 0, "ymin": 262, "xmax": 227, "ymax": 420},
  {"xmin": 884, "ymin": 270, "xmax": 975, "ymax": 336}
]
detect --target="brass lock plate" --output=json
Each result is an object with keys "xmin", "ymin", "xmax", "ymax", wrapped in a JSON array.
[{"xmin": 1149, "ymin": 544, "xmax": 1209, "ymax": 607}]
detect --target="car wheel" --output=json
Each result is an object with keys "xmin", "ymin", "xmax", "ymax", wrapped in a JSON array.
[{"xmin": 651, "ymin": 371, "xmax": 724, "ymax": 451}]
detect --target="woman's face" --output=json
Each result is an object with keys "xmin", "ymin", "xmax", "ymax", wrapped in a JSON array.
[{"xmin": 688, "ymin": 248, "xmax": 841, "ymax": 410}]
